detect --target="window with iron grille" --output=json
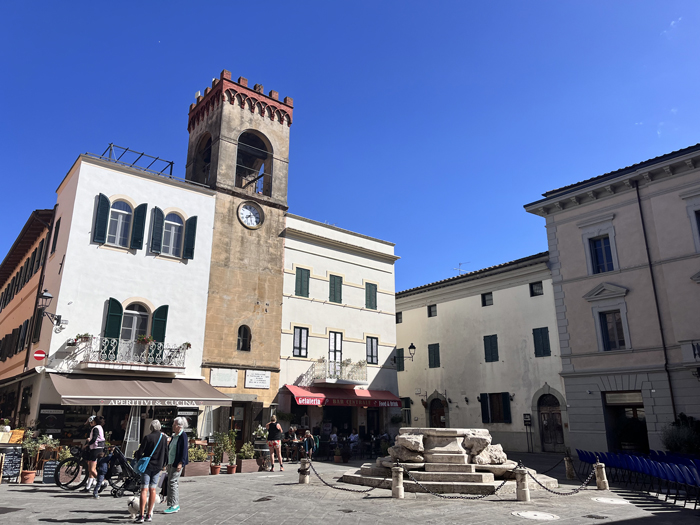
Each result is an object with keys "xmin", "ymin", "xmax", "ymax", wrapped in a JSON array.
[
  {"xmin": 293, "ymin": 326, "xmax": 308, "ymax": 357},
  {"xmin": 427, "ymin": 304, "xmax": 437, "ymax": 317},
  {"xmin": 600, "ymin": 310, "xmax": 626, "ymax": 350},
  {"xmin": 481, "ymin": 292, "xmax": 493, "ymax": 307},
  {"xmin": 590, "ymin": 236, "xmax": 615, "ymax": 274},
  {"xmin": 529, "ymin": 281, "xmax": 544, "ymax": 297},
  {"xmin": 366, "ymin": 336, "xmax": 378, "ymax": 364}
]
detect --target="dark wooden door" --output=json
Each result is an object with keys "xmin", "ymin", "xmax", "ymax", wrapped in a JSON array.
[
  {"xmin": 538, "ymin": 394, "xmax": 564, "ymax": 452},
  {"xmin": 430, "ymin": 399, "xmax": 446, "ymax": 428}
]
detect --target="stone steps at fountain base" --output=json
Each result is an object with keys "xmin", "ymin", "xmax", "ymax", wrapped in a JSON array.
[
  {"xmin": 360, "ymin": 464, "xmax": 493, "ymax": 483},
  {"xmin": 425, "ymin": 463, "xmax": 476, "ymax": 473},
  {"xmin": 341, "ymin": 468, "xmax": 559, "ymax": 495}
]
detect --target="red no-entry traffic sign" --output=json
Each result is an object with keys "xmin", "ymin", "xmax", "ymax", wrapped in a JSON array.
[{"xmin": 34, "ymin": 350, "xmax": 46, "ymax": 361}]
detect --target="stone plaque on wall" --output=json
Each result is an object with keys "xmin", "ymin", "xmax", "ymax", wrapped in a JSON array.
[
  {"xmin": 210, "ymin": 368, "xmax": 238, "ymax": 388},
  {"xmin": 244, "ymin": 370, "xmax": 271, "ymax": 389}
]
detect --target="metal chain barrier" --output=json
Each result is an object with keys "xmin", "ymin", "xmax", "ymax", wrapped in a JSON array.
[
  {"xmin": 523, "ymin": 460, "xmax": 596, "ymax": 496},
  {"xmin": 401, "ymin": 464, "xmax": 511, "ymax": 500},
  {"xmin": 537, "ymin": 456, "xmax": 565, "ymax": 476},
  {"xmin": 307, "ymin": 459, "xmax": 389, "ymax": 493}
]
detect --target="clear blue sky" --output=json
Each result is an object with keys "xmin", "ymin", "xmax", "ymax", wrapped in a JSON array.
[{"xmin": 2, "ymin": 2, "xmax": 699, "ymax": 292}]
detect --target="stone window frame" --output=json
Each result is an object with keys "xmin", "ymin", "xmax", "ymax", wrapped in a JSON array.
[
  {"xmin": 588, "ymin": 296, "xmax": 632, "ymax": 352},
  {"xmin": 578, "ymin": 214, "xmax": 620, "ymax": 276},
  {"xmin": 680, "ymin": 187, "xmax": 700, "ymax": 253}
]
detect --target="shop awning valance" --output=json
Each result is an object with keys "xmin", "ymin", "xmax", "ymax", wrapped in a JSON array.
[
  {"xmin": 48, "ymin": 373, "xmax": 231, "ymax": 407},
  {"xmin": 285, "ymin": 385, "xmax": 400, "ymax": 408}
]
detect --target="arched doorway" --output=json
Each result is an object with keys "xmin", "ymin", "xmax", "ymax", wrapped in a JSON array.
[
  {"xmin": 429, "ymin": 399, "xmax": 446, "ymax": 428},
  {"xmin": 538, "ymin": 394, "xmax": 565, "ymax": 452}
]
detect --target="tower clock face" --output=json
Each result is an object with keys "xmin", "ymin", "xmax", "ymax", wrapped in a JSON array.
[{"xmin": 238, "ymin": 202, "xmax": 264, "ymax": 229}]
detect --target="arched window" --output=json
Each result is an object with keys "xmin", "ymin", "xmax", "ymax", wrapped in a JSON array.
[
  {"xmin": 237, "ymin": 325, "xmax": 251, "ymax": 352},
  {"xmin": 121, "ymin": 303, "xmax": 149, "ymax": 342},
  {"xmin": 107, "ymin": 201, "xmax": 133, "ymax": 247},
  {"xmin": 162, "ymin": 214, "xmax": 184, "ymax": 257},
  {"xmin": 193, "ymin": 134, "xmax": 212, "ymax": 185},
  {"xmin": 235, "ymin": 131, "xmax": 273, "ymax": 196}
]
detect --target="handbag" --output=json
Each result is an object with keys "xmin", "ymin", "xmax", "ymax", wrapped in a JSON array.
[{"xmin": 136, "ymin": 433, "xmax": 163, "ymax": 474}]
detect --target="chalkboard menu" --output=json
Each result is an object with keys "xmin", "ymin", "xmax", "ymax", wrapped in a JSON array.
[
  {"xmin": 42, "ymin": 460, "xmax": 59, "ymax": 484},
  {"xmin": 1, "ymin": 445, "xmax": 22, "ymax": 480}
]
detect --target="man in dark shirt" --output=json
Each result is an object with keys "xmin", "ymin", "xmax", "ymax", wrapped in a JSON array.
[{"xmin": 133, "ymin": 420, "xmax": 167, "ymax": 523}]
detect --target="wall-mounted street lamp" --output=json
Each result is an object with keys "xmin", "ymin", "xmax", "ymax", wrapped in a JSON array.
[
  {"xmin": 393, "ymin": 343, "xmax": 417, "ymax": 365},
  {"xmin": 38, "ymin": 290, "xmax": 66, "ymax": 328}
]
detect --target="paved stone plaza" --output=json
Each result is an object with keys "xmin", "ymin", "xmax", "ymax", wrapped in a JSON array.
[{"xmin": 1, "ymin": 456, "xmax": 698, "ymax": 524}]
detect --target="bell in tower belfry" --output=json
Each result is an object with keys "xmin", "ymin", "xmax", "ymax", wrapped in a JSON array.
[{"xmin": 185, "ymin": 69, "xmax": 293, "ymax": 208}]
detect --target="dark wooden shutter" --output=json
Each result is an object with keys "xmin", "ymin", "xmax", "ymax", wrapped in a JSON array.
[
  {"xmin": 0, "ymin": 337, "xmax": 6, "ymax": 362},
  {"xmin": 484, "ymin": 336, "xmax": 491, "ymax": 362},
  {"xmin": 93, "ymin": 193, "xmax": 111, "ymax": 244},
  {"xmin": 183, "ymin": 216, "xmax": 198, "ymax": 260},
  {"xmin": 540, "ymin": 327, "xmax": 550, "ymax": 356},
  {"xmin": 480, "ymin": 394, "xmax": 490, "ymax": 423},
  {"xmin": 428, "ymin": 343, "xmax": 440, "ymax": 368},
  {"xmin": 599, "ymin": 313, "xmax": 610, "ymax": 351},
  {"xmin": 150, "ymin": 207, "xmax": 164, "ymax": 254},
  {"xmin": 50, "ymin": 218, "xmax": 61, "ymax": 254},
  {"xmin": 502, "ymin": 392, "xmax": 512, "ymax": 424},
  {"xmin": 366, "ymin": 283, "xmax": 377, "ymax": 310},
  {"xmin": 491, "ymin": 335, "xmax": 499, "ymax": 361},
  {"xmin": 151, "ymin": 305, "xmax": 169, "ymax": 343},
  {"xmin": 534, "ymin": 328, "xmax": 543, "ymax": 357},
  {"xmin": 396, "ymin": 348, "xmax": 404, "ymax": 372},
  {"xmin": 103, "ymin": 298, "xmax": 123, "ymax": 338},
  {"xmin": 32, "ymin": 312, "xmax": 43, "ymax": 343},
  {"xmin": 34, "ymin": 239, "xmax": 45, "ymax": 274},
  {"xmin": 130, "ymin": 203, "xmax": 148, "ymax": 250}
]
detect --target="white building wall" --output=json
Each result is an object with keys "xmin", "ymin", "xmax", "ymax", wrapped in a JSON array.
[
  {"xmin": 40, "ymin": 157, "xmax": 216, "ymax": 377},
  {"xmin": 396, "ymin": 261, "xmax": 567, "ymax": 452}
]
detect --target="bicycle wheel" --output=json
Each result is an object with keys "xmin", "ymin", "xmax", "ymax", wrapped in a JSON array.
[{"xmin": 55, "ymin": 457, "xmax": 89, "ymax": 490}]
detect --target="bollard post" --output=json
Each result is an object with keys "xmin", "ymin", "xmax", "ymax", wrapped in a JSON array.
[
  {"xmin": 514, "ymin": 467, "xmax": 530, "ymax": 502},
  {"xmin": 299, "ymin": 458, "xmax": 310, "ymax": 484},
  {"xmin": 594, "ymin": 461, "xmax": 609, "ymax": 490},
  {"xmin": 391, "ymin": 466, "xmax": 404, "ymax": 499},
  {"xmin": 564, "ymin": 456, "xmax": 576, "ymax": 480}
]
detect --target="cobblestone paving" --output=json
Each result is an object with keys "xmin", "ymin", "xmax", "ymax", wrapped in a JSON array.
[{"xmin": 1, "ymin": 457, "xmax": 698, "ymax": 524}]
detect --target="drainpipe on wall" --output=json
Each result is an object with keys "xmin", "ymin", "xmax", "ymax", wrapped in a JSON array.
[{"xmin": 633, "ymin": 181, "xmax": 677, "ymax": 420}]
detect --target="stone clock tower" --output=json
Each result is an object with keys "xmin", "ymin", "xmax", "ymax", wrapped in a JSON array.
[{"xmin": 186, "ymin": 70, "xmax": 294, "ymax": 417}]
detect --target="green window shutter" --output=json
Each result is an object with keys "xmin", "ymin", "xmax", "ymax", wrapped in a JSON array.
[
  {"xmin": 396, "ymin": 348, "xmax": 404, "ymax": 372},
  {"xmin": 534, "ymin": 328, "xmax": 543, "ymax": 357},
  {"xmin": 130, "ymin": 203, "xmax": 148, "ymax": 250},
  {"xmin": 480, "ymin": 394, "xmax": 490, "ymax": 423},
  {"xmin": 151, "ymin": 305, "xmax": 169, "ymax": 343},
  {"xmin": 428, "ymin": 343, "xmax": 440, "ymax": 368},
  {"xmin": 491, "ymin": 335, "xmax": 499, "ymax": 361},
  {"xmin": 295, "ymin": 268, "xmax": 309, "ymax": 297},
  {"xmin": 295, "ymin": 269, "xmax": 302, "ymax": 296},
  {"xmin": 103, "ymin": 298, "xmax": 123, "ymax": 338},
  {"xmin": 183, "ymin": 216, "xmax": 198, "ymax": 260},
  {"xmin": 329, "ymin": 275, "xmax": 342, "ymax": 303},
  {"xmin": 502, "ymin": 392, "xmax": 512, "ymax": 424},
  {"xmin": 541, "ymin": 327, "xmax": 551, "ymax": 356},
  {"xmin": 484, "ymin": 336, "xmax": 492, "ymax": 362},
  {"xmin": 93, "ymin": 193, "xmax": 110, "ymax": 244},
  {"xmin": 150, "ymin": 207, "xmax": 164, "ymax": 254},
  {"xmin": 366, "ymin": 283, "xmax": 377, "ymax": 310}
]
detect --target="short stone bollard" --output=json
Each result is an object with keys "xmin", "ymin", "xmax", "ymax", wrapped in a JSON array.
[
  {"xmin": 299, "ymin": 458, "xmax": 310, "ymax": 484},
  {"xmin": 514, "ymin": 467, "xmax": 530, "ymax": 502},
  {"xmin": 564, "ymin": 456, "xmax": 576, "ymax": 480},
  {"xmin": 391, "ymin": 466, "xmax": 404, "ymax": 499},
  {"xmin": 594, "ymin": 462, "xmax": 609, "ymax": 490}
]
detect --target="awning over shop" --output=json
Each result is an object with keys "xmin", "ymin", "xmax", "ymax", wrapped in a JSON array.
[
  {"xmin": 285, "ymin": 385, "xmax": 400, "ymax": 408},
  {"xmin": 48, "ymin": 373, "xmax": 232, "ymax": 407}
]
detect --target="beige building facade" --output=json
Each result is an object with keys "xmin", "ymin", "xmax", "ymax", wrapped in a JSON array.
[
  {"xmin": 395, "ymin": 253, "xmax": 568, "ymax": 453},
  {"xmin": 525, "ymin": 144, "xmax": 700, "ymax": 453}
]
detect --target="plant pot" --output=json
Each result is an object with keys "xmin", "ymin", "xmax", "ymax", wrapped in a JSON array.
[
  {"xmin": 20, "ymin": 470, "xmax": 37, "ymax": 484},
  {"xmin": 341, "ymin": 454, "xmax": 351, "ymax": 463},
  {"xmin": 334, "ymin": 455, "xmax": 342, "ymax": 463},
  {"xmin": 236, "ymin": 458, "xmax": 259, "ymax": 473},
  {"xmin": 225, "ymin": 464, "xmax": 236, "ymax": 474},
  {"xmin": 182, "ymin": 461, "xmax": 210, "ymax": 477},
  {"xmin": 210, "ymin": 464, "xmax": 221, "ymax": 475}
]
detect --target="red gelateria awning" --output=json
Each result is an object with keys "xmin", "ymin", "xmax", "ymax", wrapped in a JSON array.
[{"xmin": 285, "ymin": 385, "xmax": 401, "ymax": 408}]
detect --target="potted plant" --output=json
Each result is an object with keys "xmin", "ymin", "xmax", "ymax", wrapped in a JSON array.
[
  {"xmin": 252, "ymin": 424, "xmax": 269, "ymax": 470},
  {"xmin": 181, "ymin": 342, "xmax": 192, "ymax": 350},
  {"xmin": 225, "ymin": 429, "xmax": 238, "ymax": 473},
  {"xmin": 236, "ymin": 442, "xmax": 257, "ymax": 473},
  {"xmin": 75, "ymin": 333, "xmax": 92, "ymax": 343},
  {"xmin": 341, "ymin": 445, "xmax": 351, "ymax": 463},
  {"xmin": 21, "ymin": 434, "xmax": 59, "ymax": 484},
  {"xmin": 136, "ymin": 334, "xmax": 155, "ymax": 345},
  {"xmin": 210, "ymin": 432, "xmax": 227, "ymax": 475},
  {"xmin": 183, "ymin": 445, "xmax": 209, "ymax": 477},
  {"xmin": 334, "ymin": 446, "xmax": 342, "ymax": 463}
]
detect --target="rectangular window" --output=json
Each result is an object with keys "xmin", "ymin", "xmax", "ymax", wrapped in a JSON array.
[
  {"xmin": 50, "ymin": 218, "xmax": 61, "ymax": 254},
  {"xmin": 396, "ymin": 312, "xmax": 402, "ymax": 324},
  {"xmin": 395, "ymin": 348, "xmax": 404, "ymax": 372},
  {"xmin": 484, "ymin": 334, "xmax": 499, "ymax": 362},
  {"xmin": 600, "ymin": 310, "xmax": 625, "ymax": 351},
  {"xmin": 479, "ymin": 392, "xmax": 512, "ymax": 424},
  {"xmin": 366, "ymin": 336, "xmax": 378, "ymax": 364},
  {"xmin": 295, "ymin": 268, "xmax": 310, "ymax": 298},
  {"xmin": 590, "ymin": 236, "xmax": 614, "ymax": 274},
  {"xmin": 428, "ymin": 343, "xmax": 440, "ymax": 368},
  {"xmin": 427, "ymin": 304, "xmax": 437, "ymax": 317},
  {"xmin": 34, "ymin": 239, "xmax": 45, "ymax": 274},
  {"xmin": 293, "ymin": 326, "xmax": 308, "ymax": 357},
  {"xmin": 365, "ymin": 283, "xmax": 377, "ymax": 310},
  {"xmin": 28, "ymin": 251, "xmax": 37, "ymax": 282},
  {"xmin": 401, "ymin": 397, "xmax": 412, "ymax": 425},
  {"xmin": 328, "ymin": 331, "xmax": 343, "ymax": 377},
  {"xmin": 533, "ymin": 327, "xmax": 551, "ymax": 357},
  {"xmin": 329, "ymin": 275, "xmax": 343, "ymax": 303},
  {"xmin": 529, "ymin": 282, "xmax": 544, "ymax": 297},
  {"xmin": 481, "ymin": 292, "xmax": 493, "ymax": 307}
]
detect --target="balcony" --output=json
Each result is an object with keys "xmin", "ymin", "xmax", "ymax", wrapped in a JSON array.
[
  {"xmin": 53, "ymin": 336, "xmax": 188, "ymax": 373},
  {"xmin": 300, "ymin": 357, "xmax": 367, "ymax": 386}
]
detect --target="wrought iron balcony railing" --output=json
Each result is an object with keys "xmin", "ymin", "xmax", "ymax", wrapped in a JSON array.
[
  {"xmin": 61, "ymin": 336, "xmax": 187, "ymax": 368},
  {"xmin": 313, "ymin": 358, "xmax": 367, "ymax": 382}
]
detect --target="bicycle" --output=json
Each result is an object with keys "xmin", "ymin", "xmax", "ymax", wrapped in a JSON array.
[{"xmin": 55, "ymin": 446, "xmax": 90, "ymax": 490}]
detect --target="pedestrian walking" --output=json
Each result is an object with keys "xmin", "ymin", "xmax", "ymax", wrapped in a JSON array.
[
  {"xmin": 163, "ymin": 417, "xmax": 188, "ymax": 514},
  {"xmin": 83, "ymin": 415, "xmax": 106, "ymax": 492},
  {"xmin": 92, "ymin": 448, "xmax": 113, "ymax": 499},
  {"xmin": 265, "ymin": 415, "xmax": 284, "ymax": 471},
  {"xmin": 133, "ymin": 420, "xmax": 167, "ymax": 523}
]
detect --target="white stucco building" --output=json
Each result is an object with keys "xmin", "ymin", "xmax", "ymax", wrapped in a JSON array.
[
  {"xmin": 395, "ymin": 252, "xmax": 569, "ymax": 453},
  {"xmin": 276, "ymin": 214, "xmax": 401, "ymax": 438}
]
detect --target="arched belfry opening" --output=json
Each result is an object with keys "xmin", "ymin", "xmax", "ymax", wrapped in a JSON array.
[
  {"xmin": 193, "ymin": 133, "xmax": 212, "ymax": 185},
  {"xmin": 235, "ymin": 131, "xmax": 273, "ymax": 196}
]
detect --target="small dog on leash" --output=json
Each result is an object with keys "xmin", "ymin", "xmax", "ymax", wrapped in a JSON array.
[{"xmin": 127, "ymin": 494, "xmax": 165, "ymax": 517}]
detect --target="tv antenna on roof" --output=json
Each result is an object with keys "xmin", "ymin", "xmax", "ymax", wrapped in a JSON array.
[{"xmin": 454, "ymin": 262, "xmax": 470, "ymax": 275}]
